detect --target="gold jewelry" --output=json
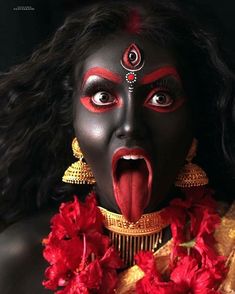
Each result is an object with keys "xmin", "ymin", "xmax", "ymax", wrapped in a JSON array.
[
  {"xmin": 62, "ymin": 138, "xmax": 96, "ymax": 184},
  {"xmin": 99, "ymin": 206, "xmax": 170, "ymax": 267},
  {"xmin": 175, "ymin": 138, "xmax": 208, "ymax": 187}
]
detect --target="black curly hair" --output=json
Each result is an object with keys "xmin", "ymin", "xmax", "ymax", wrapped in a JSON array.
[{"xmin": 0, "ymin": 0, "xmax": 234, "ymax": 225}]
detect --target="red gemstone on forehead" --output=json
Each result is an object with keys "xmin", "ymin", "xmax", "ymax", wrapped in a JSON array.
[{"xmin": 128, "ymin": 73, "xmax": 135, "ymax": 81}]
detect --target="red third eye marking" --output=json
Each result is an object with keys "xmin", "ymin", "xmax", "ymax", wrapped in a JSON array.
[{"xmin": 121, "ymin": 43, "xmax": 143, "ymax": 71}]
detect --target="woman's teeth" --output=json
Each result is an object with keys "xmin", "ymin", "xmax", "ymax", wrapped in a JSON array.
[{"xmin": 121, "ymin": 155, "xmax": 144, "ymax": 160}]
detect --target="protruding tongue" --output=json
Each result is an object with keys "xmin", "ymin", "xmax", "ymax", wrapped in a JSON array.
[{"xmin": 114, "ymin": 159, "xmax": 149, "ymax": 222}]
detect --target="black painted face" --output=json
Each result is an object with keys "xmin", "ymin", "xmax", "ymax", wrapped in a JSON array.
[{"xmin": 73, "ymin": 33, "xmax": 193, "ymax": 222}]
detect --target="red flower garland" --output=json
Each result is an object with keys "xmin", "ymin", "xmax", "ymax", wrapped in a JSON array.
[
  {"xmin": 43, "ymin": 187, "xmax": 227, "ymax": 293},
  {"xmin": 135, "ymin": 187, "xmax": 227, "ymax": 294},
  {"xmin": 42, "ymin": 192, "xmax": 123, "ymax": 294}
]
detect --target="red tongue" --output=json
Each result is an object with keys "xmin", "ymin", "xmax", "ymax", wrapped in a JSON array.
[{"xmin": 114, "ymin": 160, "xmax": 149, "ymax": 222}]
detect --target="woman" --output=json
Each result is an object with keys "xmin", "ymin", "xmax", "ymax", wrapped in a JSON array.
[{"xmin": 0, "ymin": 0, "xmax": 234, "ymax": 293}]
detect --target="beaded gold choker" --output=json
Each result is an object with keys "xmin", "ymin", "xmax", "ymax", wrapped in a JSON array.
[{"xmin": 99, "ymin": 206, "xmax": 170, "ymax": 267}]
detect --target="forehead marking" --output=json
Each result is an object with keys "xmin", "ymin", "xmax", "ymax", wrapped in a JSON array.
[
  {"xmin": 121, "ymin": 43, "xmax": 144, "ymax": 93},
  {"xmin": 121, "ymin": 43, "xmax": 144, "ymax": 71},
  {"xmin": 125, "ymin": 72, "xmax": 137, "ymax": 84}
]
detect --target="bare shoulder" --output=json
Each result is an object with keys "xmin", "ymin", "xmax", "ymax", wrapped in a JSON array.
[{"xmin": 0, "ymin": 208, "xmax": 56, "ymax": 294}]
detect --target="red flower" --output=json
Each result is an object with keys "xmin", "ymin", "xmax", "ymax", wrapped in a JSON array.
[
  {"xmin": 169, "ymin": 188, "xmax": 223, "ymax": 265},
  {"xmin": 136, "ymin": 278, "xmax": 175, "ymax": 294},
  {"xmin": 135, "ymin": 253, "xmax": 222, "ymax": 294},
  {"xmin": 97, "ymin": 247, "xmax": 123, "ymax": 293},
  {"xmin": 135, "ymin": 187, "xmax": 226, "ymax": 293},
  {"xmin": 135, "ymin": 251, "xmax": 161, "ymax": 279},
  {"xmin": 47, "ymin": 193, "xmax": 103, "ymax": 241},
  {"xmin": 43, "ymin": 188, "xmax": 227, "ymax": 293},
  {"xmin": 170, "ymin": 256, "xmax": 221, "ymax": 294},
  {"xmin": 135, "ymin": 251, "xmax": 178, "ymax": 294},
  {"xmin": 42, "ymin": 194, "xmax": 122, "ymax": 293}
]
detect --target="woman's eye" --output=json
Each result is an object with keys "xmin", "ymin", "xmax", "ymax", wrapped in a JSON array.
[
  {"xmin": 148, "ymin": 92, "xmax": 173, "ymax": 107},
  {"xmin": 80, "ymin": 90, "xmax": 121, "ymax": 113},
  {"xmin": 91, "ymin": 91, "xmax": 116, "ymax": 105}
]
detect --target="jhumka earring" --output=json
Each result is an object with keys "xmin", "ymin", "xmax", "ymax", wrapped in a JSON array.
[
  {"xmin": 175, "ymin": 138, "xmax": 208, "ymax": 187},
  {"xmin": 62, "ymin": 138, "xmax": 96, "ymax": 184}
]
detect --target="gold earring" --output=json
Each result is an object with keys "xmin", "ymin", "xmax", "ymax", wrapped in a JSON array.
[
  {"xmin": 174, "ymin": 138, "xmax": 208, "ymax": 188},
  {"xmin": 62, "ymin": 138, "xmax": 96, "ymax": 185}
]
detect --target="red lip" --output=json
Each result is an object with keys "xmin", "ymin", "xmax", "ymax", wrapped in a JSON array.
[{"xmin": 112, "ymin": 147, "xmax": 153, "ymax": 222}]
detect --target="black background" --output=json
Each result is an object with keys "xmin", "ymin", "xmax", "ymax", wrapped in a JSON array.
[{"xmin": 0, "ymin": 0, "xmax": 235, "ymax": 72}]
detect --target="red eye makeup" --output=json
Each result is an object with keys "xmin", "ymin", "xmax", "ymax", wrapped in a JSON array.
[
  {"xmin": 80, "ymin": 90, "xmax": 122, "ymax": 113},
  {"xmin": 144, "ymin": 88, "xmax": 185, "ymax": 113}
]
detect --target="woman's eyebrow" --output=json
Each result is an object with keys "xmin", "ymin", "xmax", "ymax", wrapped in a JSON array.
[
  {"xmin": 140, "ymin": 66, "xmax": 181, "ymax": 85},
  {"xmin": 82, "ymin": 67, "xmax": 123, "ymax": 88}
]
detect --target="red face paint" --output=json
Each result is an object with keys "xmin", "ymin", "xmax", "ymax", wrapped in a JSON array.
[
  {"xmin": 121, "ymin": 43, "xmax": 144, "ymax": 72},
  {"xmin": 144, "ymin": 88, "xmax": 185, "ymax": 113},
  {"xmin": 81, "ymin": 67, "xmax": 123, "ymax": 113},
  {"xmin": 140, "ymin": 67, "xmax": 181, "ymax": 85},
  {"xmin": 82, "ymin": 67, "xmax": 122, "ymax": 89},
  {"xmin": 80, "ymin": 95, "xmax": 122, "ymax": 113},
  {"xmin": 125, "ymin": 9, "xmax": 141, "ymax": 34},
  {"xmin": 122, "ymin": 43, "xmax": 143, "ymax": 70}
]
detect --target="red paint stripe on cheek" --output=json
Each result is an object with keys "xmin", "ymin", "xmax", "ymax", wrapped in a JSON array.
[{"xmin": 80, "ymin": 96, "xmax": 122, "ymax": 113}]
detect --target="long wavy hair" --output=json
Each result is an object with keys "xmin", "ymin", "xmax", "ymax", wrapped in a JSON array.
[{"xmin": 0, "ymin": 0, "xmax": 234, "ymax": 225}]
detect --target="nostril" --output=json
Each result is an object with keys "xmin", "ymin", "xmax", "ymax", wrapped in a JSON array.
[{"xmin": 116, "ymin": 133, "xmax": 126, "ymax": 139}]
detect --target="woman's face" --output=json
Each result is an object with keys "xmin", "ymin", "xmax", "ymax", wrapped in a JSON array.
[{"xmin": 74, "ymin": 33, "xmax": 193, "ymax": 222}]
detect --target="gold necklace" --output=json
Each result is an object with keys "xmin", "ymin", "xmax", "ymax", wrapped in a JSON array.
[{"xmin": 99, "ymin": 206, "xmax": 170, "ymax": 267}]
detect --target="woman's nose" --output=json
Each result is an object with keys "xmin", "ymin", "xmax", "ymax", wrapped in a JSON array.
[{"xmin": 115, "ymin": 93, "xmax": 147, "ymax": 140}]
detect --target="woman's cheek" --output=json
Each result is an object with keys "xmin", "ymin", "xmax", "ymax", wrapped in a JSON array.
[{"xmin": 74, "ymin": 104, "xmax": 117, "ymax": 154}]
